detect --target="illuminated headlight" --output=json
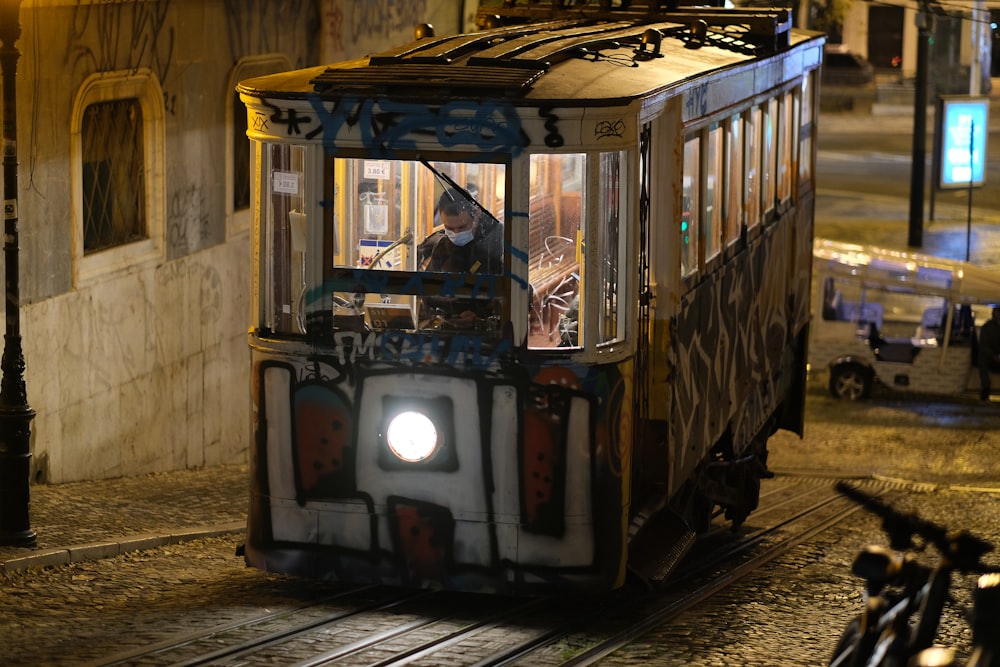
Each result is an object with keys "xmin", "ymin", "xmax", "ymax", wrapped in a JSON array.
[
  {"xmin": 378, "ymin": 395, "xmax": 458, "ymax": 471},
  {"xmin": 386, "ymin": 411, "xmax": 439, "ymax": 463}
]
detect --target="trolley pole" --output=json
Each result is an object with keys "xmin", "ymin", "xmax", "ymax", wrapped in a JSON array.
[{"xmin": 0, "ymin": 0, "xmax": 36, "ymax": 548}]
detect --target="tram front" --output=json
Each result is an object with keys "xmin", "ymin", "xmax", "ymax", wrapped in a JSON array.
[{"xmin": 239, "ymin": 63, "xmax": 635, "ymax": 594}]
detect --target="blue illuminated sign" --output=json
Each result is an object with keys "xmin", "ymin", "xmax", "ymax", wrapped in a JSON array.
[{"xmin": 939, "ymin": 96, "xmax": 989, "ymax": 189}]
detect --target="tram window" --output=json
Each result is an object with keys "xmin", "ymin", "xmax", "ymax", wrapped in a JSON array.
[
  {"xmin": 264, "ymin": 143, "xmax": 307, "ymax": 334},
  {"xmin": 527, "ymin": 153, "xmax": 584, "ymax": 349},
  {"xmin": 790, "ymin": 90, "xmax": 801, "ymax": 195},
  {"xmin": 800, "ymin": 73, "xmax": 815, "ymax": 184},
  {"xmin": 724, "ymin": 113, "xmax": 743, "ymax": 248},
  {"xmin": 598, "ymin": 150, "xmax": 626, "ymax": 345},
  {"xmin": 705, "ymin": 124, "xmax": 723, "ymax": 263},
  {"xmin": 762, "ymin": 98, "xmax": 777, "ymax": 215},
  {"xmin": 257, "ymin": 151, "xmax": 509, "ymax": 338},
  {"xmin": 681, "ymin": 135, "xmax": 700, "ymax": 277},
  {"xmin": 322, "ymin": 158, "xmax": 506, "ymax": 277},
  {"xmin": 329, "ymin": 157, "xmax": 506, "ymax": 334},
  {"xmin": 745, "ymin": 106, "xmax": 761, "ymax": 230},
  {"xmin": 778, "ymin": 91, "xmax": 794, "ymax": 202}
]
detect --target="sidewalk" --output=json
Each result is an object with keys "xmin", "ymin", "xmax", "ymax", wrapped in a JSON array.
[{"xmin": 0, "ymin": 464, "xmax": 248, "ymax": 573}]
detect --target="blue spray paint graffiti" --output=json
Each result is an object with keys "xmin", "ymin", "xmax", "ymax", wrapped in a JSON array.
[{"xmin": 297, "ymin": 94, "xmax": 530, "ymax": 157}]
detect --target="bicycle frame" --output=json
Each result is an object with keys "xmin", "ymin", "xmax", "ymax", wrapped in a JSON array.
[{"xmin": 830, "ymin": 484, "xmax": 999, "ymax": 667}]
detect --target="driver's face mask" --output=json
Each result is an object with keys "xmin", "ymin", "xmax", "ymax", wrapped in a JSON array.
[
  {"xmin": 441, "ymin": 208, "xmax": 476, "ymax": 247},
  {"xmin": 445, "ymin": 227, "xmax": 475, "ymax": 247}
]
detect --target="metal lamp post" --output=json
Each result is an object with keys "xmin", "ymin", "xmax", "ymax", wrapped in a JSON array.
[
  {"xmin": 907, "ymin": 4, "xmax": 933, "ymax": 248},
  {"xmin": 0, "ymin": 0, "xmax": 35, "ymax": 548}
]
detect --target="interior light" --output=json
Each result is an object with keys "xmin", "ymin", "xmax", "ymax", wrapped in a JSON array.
[{"xmin": 386, "ymin": 410, "xmax": 439, "ymax": 463}]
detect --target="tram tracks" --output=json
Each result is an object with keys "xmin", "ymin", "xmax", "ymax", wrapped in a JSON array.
[
  {"xmin": 477, "ymin": 478, "xmax": 868, "ymax": 666},
  {"xmin": 83, "ymin": 477, "xmax": 877, "ymax": 667}
]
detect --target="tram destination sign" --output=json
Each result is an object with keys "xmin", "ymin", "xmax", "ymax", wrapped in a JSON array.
[{"xmin": 938, "ymin": 95, "xmax": 989, "ymax": 189}]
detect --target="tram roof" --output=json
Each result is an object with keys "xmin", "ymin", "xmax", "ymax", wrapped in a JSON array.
[{"xmin": 238, "ymin": 7, "xmax": 823, "ymax": 107}]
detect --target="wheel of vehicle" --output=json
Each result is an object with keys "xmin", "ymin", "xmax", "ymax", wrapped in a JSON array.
[
  {"xmin": 726, "ymin": 474, "xmax": 761, "ymax": 530},
  {"xmin": 829, "ymin": 363, "xmax": 872, "ymax": 400}
]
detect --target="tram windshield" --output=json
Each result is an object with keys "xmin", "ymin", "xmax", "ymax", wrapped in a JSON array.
[
  {"xmin": 260, "ymin": 147, "xmax": 509, "ymax": 339},
  {"xmin": 259, "ymin": 144, "xmax": 616, "ymax": 350},
  {"xmin": 338, "ymin": 157, "xmax": 507, "ymax": 335}
]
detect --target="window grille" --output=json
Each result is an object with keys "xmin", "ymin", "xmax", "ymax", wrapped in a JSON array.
[{"xmin": 82, "ymin": 98, "xmax": 146, "ymax": 254}]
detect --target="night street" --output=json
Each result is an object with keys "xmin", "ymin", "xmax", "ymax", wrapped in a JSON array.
[
  {"xmin": 6, "ymin": 123, "xmax": 1000, "ymax": 657},
  {"xmin": 2, "ymin": 2, "xmax": 1000, "ymax": 665}
]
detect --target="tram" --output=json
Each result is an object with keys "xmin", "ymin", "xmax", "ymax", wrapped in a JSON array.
[{"xmin": 238, "ymin": 1, "xmax": 824, "ymax": 594}]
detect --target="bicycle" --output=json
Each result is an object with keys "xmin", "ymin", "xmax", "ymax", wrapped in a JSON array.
[{"xmin": 829, "ymin": 482, "xmax": 1000, "ymax": 667}]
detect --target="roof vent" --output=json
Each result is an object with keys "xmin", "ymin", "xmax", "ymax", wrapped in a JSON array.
[
  {"xmin": 634, "ymin": 28, "xmax": 663, "ymax": 60},
  {"xmin": 686, "ymin": 20, "xmax": 708, "ymax": 49}
]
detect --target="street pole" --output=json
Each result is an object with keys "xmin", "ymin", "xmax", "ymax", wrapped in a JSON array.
[
  {"xmin": 908, "ymin": 4, "xmax": 932, "ymax": 248},
  {"xmin": 966, "ymin": 120, "xmax": 974, "ymax": 262},
  {"xmin": 0, "ymin": 0, "xmax": 35, "ymax": 548}
]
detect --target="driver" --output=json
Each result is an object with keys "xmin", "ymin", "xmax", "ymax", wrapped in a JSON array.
[{"xmin": 417, "ymin": 188, "xmax": 504, "ymax": 327}]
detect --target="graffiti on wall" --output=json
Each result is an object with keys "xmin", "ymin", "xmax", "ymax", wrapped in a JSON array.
[
  {"xmin": 167, "ymin": 183, "xmax": 212, "ymax": 254},
  {"xmin": 224, "ymin": 0, "xmax": 315, "ymax": 67},
  {"xmin": 322, "ymin": 0, "xmax": 430, "ymax": 61},
  {"xmin": 65, "ymin": 0, "xmax": 175, "ymax": 81}
]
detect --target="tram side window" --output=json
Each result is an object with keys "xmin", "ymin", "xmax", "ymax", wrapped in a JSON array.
[
  {"xmin": 799, "ymin": 73, "xmax": 815, "ymax": 185},
  {"xmin": 745, "ymin": 106, "xmax": 762, "ymax": 231},
  {"xmin": 598, "ymin": 150, "xmax": 627, "ymax": 345},
  {"xmin": 681, "ymin": 135, "xmax": 700, "ymax": 277},
  {"xmin": 705, "ymin": 124, "xmax": 723, "ymax": 263},
  {"xmin": 527, "ymin": 153, "xmax": 584, "ymax": 349},
  {"xmin": 762, "ymin": 97, "xmax": 777, "ymax": 216},
  {"xmin": 724, "ymin": 113, "xmax": 743, "ymax": 248},
  {"xmin": 777, "ymin": 91, "xmax": 794, "ymax": 203},
  {"xmin": 264, "ymin": 143, "xmax": 307, "ymax": 334}
]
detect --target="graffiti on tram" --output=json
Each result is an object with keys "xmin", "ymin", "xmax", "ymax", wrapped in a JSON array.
[{"xmin": 253, "ymin": 352, "xmax": 631, "ymax": 585}]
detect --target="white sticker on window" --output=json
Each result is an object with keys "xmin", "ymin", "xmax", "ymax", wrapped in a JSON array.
[
  {"xmin": 273, "ymin": 171, "xmax": 299, "ymax": 195},
  {"xmin": 364, "ymin": 160, "xmax": 391, "ymax": 180}
]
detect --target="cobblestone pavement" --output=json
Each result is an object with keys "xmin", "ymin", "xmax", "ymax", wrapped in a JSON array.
[{"xmin": 0, "ymin": 464, "xmax": 248, "ymax": 573}]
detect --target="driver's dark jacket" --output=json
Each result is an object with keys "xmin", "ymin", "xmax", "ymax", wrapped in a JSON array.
[{"xmin": 417, "ymin": 221, "xmax": 503, "ymax": 318}]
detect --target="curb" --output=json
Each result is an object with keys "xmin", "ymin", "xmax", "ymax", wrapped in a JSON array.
[{"xmin": 0, "ymin": 521, "xmax": 246, "ymax": 574}]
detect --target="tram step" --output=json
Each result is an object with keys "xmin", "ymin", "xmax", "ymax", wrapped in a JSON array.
[{"xmin": 627, "ymin": 508, "xmax": 696, "ymax": 587}]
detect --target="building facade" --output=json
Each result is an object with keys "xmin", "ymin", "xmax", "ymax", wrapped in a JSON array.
[{"xmin": 837, "ymin": 0, "xmax": 994, "ymax": 95}]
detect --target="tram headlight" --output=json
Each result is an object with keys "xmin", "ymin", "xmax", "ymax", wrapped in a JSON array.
[
  {"xmin": 386, "ymin": 410, "xmax": 438, "ymax": 462},
  {"xmin": 378, "ymin": 395, "xmax": 458, "ymax": 471}
]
